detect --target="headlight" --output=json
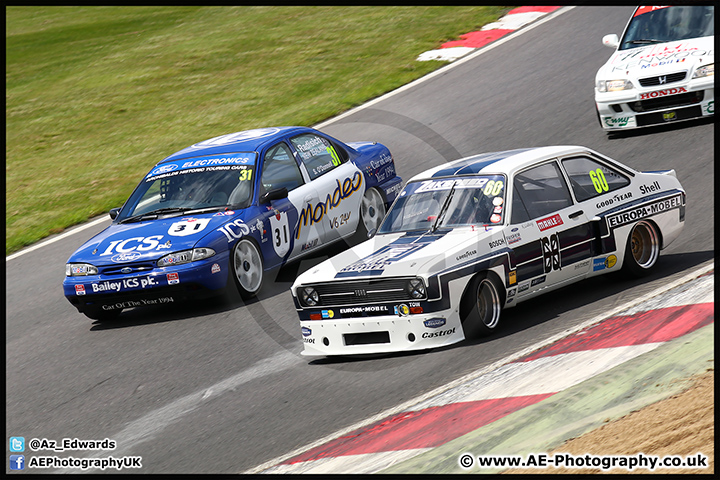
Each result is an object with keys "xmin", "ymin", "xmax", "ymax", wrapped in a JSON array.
[
  {"xmin": 66, "ymin": 263, "xmax": 98, "ymax": 276},
  {"xmin": 596, "ymin": 79, "xmax": 634, "ymax": 93},
  {"xmin": 692, "ymin": 64, "xmax": 714, "ymax": 79},
  {"xmin": 157, "ymin": 248, "xmax": 215, "ymax": 267},
  {"xmin": 407, "ymin": 278, "xmax": 426, "ymax": 299},
  {"xmin": 299, "ymin": 286, "xmax": 319, "ymax": 307}
]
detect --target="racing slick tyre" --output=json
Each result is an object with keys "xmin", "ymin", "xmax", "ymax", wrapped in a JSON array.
[
  {"xmin": 231, "ymin": 239, "xmax": 264, "ymax": 299},
  {"xmin": 83, "ymin": 306, "xmax": 122, "ymax": 322},
  {"xmin": 623, "ymin": 220, "xmax": 660, "ymax": 277},
  {"xmin": 459, "ymin": 272, "xmax": 504, "ymax": 339},
  {"xmin": 354, "ymin": 187, "xmax": 386, "ymax": 243}
]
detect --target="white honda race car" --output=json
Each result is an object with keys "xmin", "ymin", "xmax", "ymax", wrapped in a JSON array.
[
  {"xmin": 291, "ymin": 146, "xmax": 686, "ymax": 356},
  {"xmin": 595, "ymin": 5, "xmax": 714, "ymax": 132}
]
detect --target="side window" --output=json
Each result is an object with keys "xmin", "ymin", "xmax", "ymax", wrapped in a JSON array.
[
  {"xmin": 260, "ymin": 142, "xmax": 304, "ymax": 196},
  {"xmin": 561, "ymin": 156, "xmax": 631, "ymax": 202},
  {"xmin": 290, "ymin": 133, "xmax": 346, "ymax": 180},
  {"xmin": 512, "ymin": 162, "xmax": 573, "ymax": 220}
]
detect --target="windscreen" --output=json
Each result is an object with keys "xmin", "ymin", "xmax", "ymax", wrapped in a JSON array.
[{"xmin": 378, "ymin": 175, "xmax": 506, "ymax": 234}]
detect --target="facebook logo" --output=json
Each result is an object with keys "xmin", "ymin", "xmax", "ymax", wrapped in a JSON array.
[
  {"xmin": 9, "ymin": 455, "xmax": 25, "ymax": 470},
  {"xmin": 9, "ymin": 437, "xmax": 25, "ymax": 452}
]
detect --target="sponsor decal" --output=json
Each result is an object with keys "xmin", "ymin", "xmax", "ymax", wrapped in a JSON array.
[
  {"xmin": 605, "ymin": 254, "xmax": 617, "ymax": 269},
  {"xmin": 493, "ymin": 206, "xmax": 503, "ymax": 213},
  {"xmin": 531, "ymin": 276, "xmax": 546, "ymax": 287},
  {"xmin": 395, "ymin": 304, "xmax": 410, "ymax": 316},
  {"xmin": 704, "ymin": 101, "xmax": 714, "ymax": 115},
  {"xmin": 593, "ymin": 258, "xmax": 607, "ymax": 271},
  {"xmin": 509, "ymin": 270, "xmax": 517, "ymax": 285},
  {"xmin": 75, "ymin": 285, "xmax": 86, "ymax": 296},
  {"xmin": 211, "ymin": 263, "xmax": 221, "ymax": 274},
  {"xmin": 149, "ymin": 163, "xmax": 179, "ymax": 176},
  {"xmin": 596, "ymin": 191, "xmax": 632, "ymax": 209},
  {"xmin": 91, "ymin": 276, "xmax": 160, "ymax": 293},
  {"xmin": 662, "ymin": 111, "xmax": 677, "ymax": 122},
  {"xmin": 536, "ymin": 214, "xmax": 563, "ymax": 232},
  {"xmin": 421, "ymin": 327, "xmax": 455, "ymax": 339},
  {"xmin": 640, "ymin": 87, "xmax": 687, "ymax": 100},
  {"xmin": 339, "ymin": 306, "xmax": 388, "ymax": 314},
  {"xmin": 386, "ymin": 182, "xmax": 404, "ymax": 197},
  {"xmin": 607, "ymin": 194, "xmax": 682, "ymax": 228},
  {"xmin": 455, "ymin": 250, "xmax": 476, "ymax": 261},
  {"xmin": 214, "ymin": 210, "xmax": 235, "ymax": 216},
  {"xmin": 180, "ymin": 156, "xmax": 251, "ymax": 169},
  {"xmin": 101, "ymin": 296, "xmax": 174, "ymax": 310},
  {"xmin": 168, "ymin": 218, "xmax": 211, "ymax": 237},
  {"xmin": 301, "ymin": 238, "xmax": 319, "ymax": 251},
  {"xmin": 507, "ymin": 287, "xmax": 516, "ymax": 297},
  {"xmin": 111, "ymin": 252, "xmax": 142, "ymax": 263},
  {"xmin": 490, "ymin": 214, "xmax": 501, "ymax": 223},
  {"xmin": 416, "ymin": 177, "xmax": 488, "ymax": 193},
  {"xmin": 304, "ymin": 337, "xmax": 315, "ymax": 344},
  {"xmin": 603, "ymin": 116, "xmax": 632, "ymax": 128},
  {"xmin": 321, "ymin": 310, "xmax": 334, "ymax": 319},
  {"xmin": 634, "ymin": 6, "xmax": 669, "ymax": 17},
  {"xmin": 423, "ymin": 318, "xmax": 446, "ymax": 329},
  {"xmin": 493, "ymin": 197, "xmax": 504, "ymax": 206},
  {"xmin": 338, "ymin": 243, "xmax": 426, "ymax": 275},
  {"xmin": 190, "ymin": 128, "xmax": 278, "ymax": 149},
  {"xmin": 301, "ymin": 326, "xmax": 312, "ymax": 337},
  {"xmin": 217, "ymin": 219, "xmax": 250, "ymax": 242},
  {"xmin": 639, "ymin": 181, "xmax": 661, "ymax": 195},
  {"xmin": 296, "ymin": 172, "xmax": 362, "ymax": 239},
  {"xmin": 102, "ymin": 235, "xmax": 166, "ymax": 257},
  {"xmin": 574, "ymin": 259, "xmax": 591, "ymax": 270},
  {"xmin": 506, "ymin": 232, "xmax": 522, "ymax": 245},
  {"xmin": 166, "ymin": 273, "xmax": 180, "ymax": 285},
  {"xmin": 518, "ymin": 283, "xmax": 530, "ymax": 293}
]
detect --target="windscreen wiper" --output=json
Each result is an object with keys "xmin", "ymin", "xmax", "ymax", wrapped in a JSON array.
[
  {"xmin": 627, "ymin": 38, "xmax": 664, "ymax": 45},
  {"xmin": 431, "ymin": 181, "xmax": 456, "ymax": 233},
  {"xmin": 119, "ymin": 207, "xmax": 188, "ymax": 224}
]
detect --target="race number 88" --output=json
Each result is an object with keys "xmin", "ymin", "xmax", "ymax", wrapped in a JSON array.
[{"xmin": 589, "ymin": 169, "xmax": 609, "ymax": 193}]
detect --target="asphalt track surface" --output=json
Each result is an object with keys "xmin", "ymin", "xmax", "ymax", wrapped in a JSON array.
[{"xmin": 6, "ymin": 6, "xmax": 714, "ymax": 474}]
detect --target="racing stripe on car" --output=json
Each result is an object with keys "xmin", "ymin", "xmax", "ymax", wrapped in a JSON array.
[
  {"xmin": 417, "ymin": 6, "xmax": 563, "ymax": 62},
  {"xmin": 428, "ymin": 149, "xmax": 531, "ymax": 178},
  {"xmin": 255, "ymin": 270, "xmax": 713, "ymax": 474}
]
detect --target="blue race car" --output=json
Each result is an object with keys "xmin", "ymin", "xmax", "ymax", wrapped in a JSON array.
[{"xmin": 63, "ymin": 126, "xmax": 402, "ymax": 320}]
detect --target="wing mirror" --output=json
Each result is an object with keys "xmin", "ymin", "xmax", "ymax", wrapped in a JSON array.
[
  {"xmin": 602, "ymin": 34, "xmax": 619, "ymax": 49},
  {"xmin": 109, "ymin": 207, "xmax": 121, "ymax": 220},
  {"xmin": 260, "ymin": 187, "xmax": 289, "ymax": 204}
]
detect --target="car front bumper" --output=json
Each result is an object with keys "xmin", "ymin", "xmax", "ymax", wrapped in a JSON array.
[
  {"xmin": 596, "ymin": 79, "xmax": 714, "ymax": 131},
  {"xmin": 63, "ymin": 253, "xmax": 229, "ymax": 314},
  {"xmin": 299, "ymin": 310, "xmax": 465, "ymax": 356}
]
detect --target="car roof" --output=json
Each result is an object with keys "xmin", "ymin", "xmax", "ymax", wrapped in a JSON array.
[
  {"xmin": 159, "ymin": 126, "xmax": 312, "ymax": 163},
  {"xmin": 407, "ymin": 146, "xmax": 599, "ymax": 182}
]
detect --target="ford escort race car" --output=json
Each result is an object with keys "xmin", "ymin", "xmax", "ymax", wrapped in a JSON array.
[
  {"xmin": 595, "ymin": 5, "xmax": 714, "ymax": 132},
  {"xmin": 292, "ymin": 146, "xmax": 685, "ymax": 356},
  {"xmin": 63, "ymin": 126, "xmax": 401, "ymax": 320}
]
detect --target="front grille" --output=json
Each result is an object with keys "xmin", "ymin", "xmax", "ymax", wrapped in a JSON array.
[
  {"xmin": 630, "ymin": 91, "xmax": 704, "ymax": 113},
  {"xmin": 306, "ymin": 278, "xmax": 422, "ymax": 307},
  {"xmin": 99, "ymin": 262, "xmax": 156, "ymax": 275},
  {"xmin": 638, "ymin": 71, "xmax": 686, "ymax": 87},
  {"xmin": 636, "ymin": 106, "xmax": 703, "ymax": 127},
  {"xmin": 343, "ymin": 331, "xmax": 390, "ymax": 346}
]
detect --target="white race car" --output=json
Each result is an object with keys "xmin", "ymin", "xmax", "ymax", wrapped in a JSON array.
[
  {"xmin": 595, "ymin": 5, "xmax": 714, "ymax": 132},
  {"xmin": 291, "ymin": 146, "xmax": 686, "ymax": 356}
]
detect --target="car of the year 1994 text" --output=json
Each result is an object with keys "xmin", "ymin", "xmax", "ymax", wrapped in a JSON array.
[
  {"xmin": 595, "ymin": 5, "xmax": 714, "ymax": 132},
  {"xmin": 63, "ymin": 126, "xmax": 402, "ymax": 321},
  {"xmin": 292, "ymin": 146, "xmax": 685, "ymax": 356}
]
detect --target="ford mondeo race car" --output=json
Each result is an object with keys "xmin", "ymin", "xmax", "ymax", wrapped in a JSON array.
[
  {"xmin": 63, "ymin": 126, "xmax": 401, "ymax": 320},
  {"xmin": 292, "ymin": 146, "xmax": 685, "ymax": 356},
  {"xmin": 595, "ymin": 5, "xmax": 714, "ymax": 132}
]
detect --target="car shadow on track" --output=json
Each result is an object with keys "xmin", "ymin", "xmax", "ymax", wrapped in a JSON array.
[
  {"xmin": 606, "ymin": 116, "xmax": 714, "ymax": 140},
  {"xmin": 456, "ymin": 250, "xmax": 714, "ymax": 350},
  {"xmin": 88, "ymin": 240, "xmax": 355, "ymax": 331},
  {"xmin": 307, "ymin": 250, "xmax": 713, "ymax": 364}
]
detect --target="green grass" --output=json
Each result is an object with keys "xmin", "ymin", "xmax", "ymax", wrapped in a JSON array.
[{"xmin": 6, "ymin": 6, "xmax": 513, "ymax": 255}]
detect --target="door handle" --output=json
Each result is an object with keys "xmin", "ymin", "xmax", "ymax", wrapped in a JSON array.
[{"xmin": 569, "ymin": 210, "xmax": 584, "ymax": 219}]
